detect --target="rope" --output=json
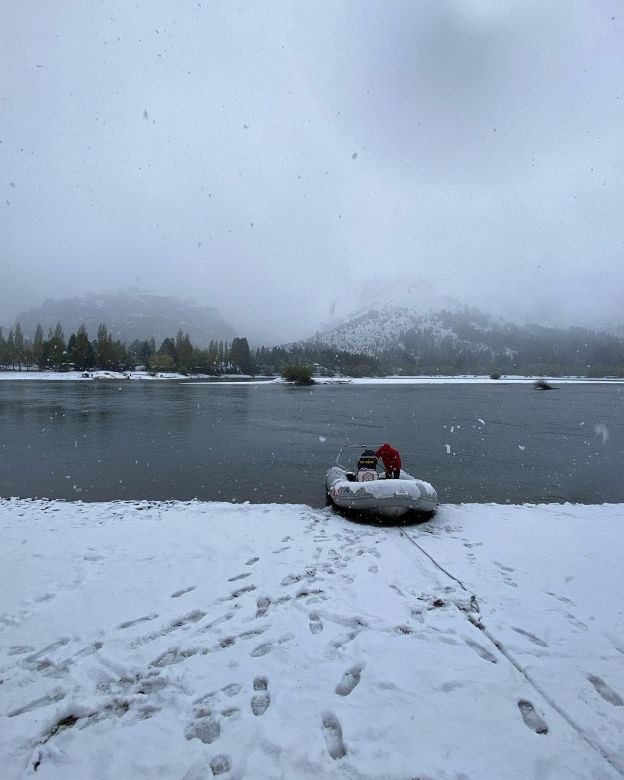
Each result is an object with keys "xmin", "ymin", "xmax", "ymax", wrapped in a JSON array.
[
  {"xmin": 397, "ymin": 526, "xmax": 624, "ymax": 777},
  {"xmin": 399, "ymin": 527, "xmax": 469, "ymax": 592}
]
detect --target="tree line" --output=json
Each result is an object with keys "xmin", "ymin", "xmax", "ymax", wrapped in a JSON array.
[
  {"xmin": 386, "ymin": 310, "xmax": 624, "ymax": 377},
  {"xmin": 0, "ymin": 322, "xmax": 256, "ymax": 375},
  {"xmin": 4, "ymin": 314, "xmax": 620, "ymax": 377},
  {"xmin": 0, "ymin": 322, "xmax": 381, "ymax": 377}
]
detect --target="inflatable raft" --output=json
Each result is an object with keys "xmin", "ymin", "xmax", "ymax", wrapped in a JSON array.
[{"xmin": 325, "ymin": 445, "xmax": 438, "ymax": 519}]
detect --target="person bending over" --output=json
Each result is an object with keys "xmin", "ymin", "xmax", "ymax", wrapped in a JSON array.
[{"xmin": 375, "ymin": 443, "xmax": 401, "ymax": 479}]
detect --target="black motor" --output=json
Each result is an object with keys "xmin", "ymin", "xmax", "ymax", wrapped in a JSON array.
[{"xmin": 357, "ymin": 449, "xmax": 378, "ymax": 471}]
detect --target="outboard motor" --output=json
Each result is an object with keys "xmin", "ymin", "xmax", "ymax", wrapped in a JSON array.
[{"xmin": 357, "ymin": 449, "xmax": 378, "ymax": 482}]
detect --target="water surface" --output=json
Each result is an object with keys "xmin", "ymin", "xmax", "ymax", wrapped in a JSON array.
[{"xmin": 1, "ymin": 381, "xmax": 622, "ymax": 505}]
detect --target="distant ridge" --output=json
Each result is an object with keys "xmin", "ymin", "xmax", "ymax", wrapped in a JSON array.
[
  {"xmin": 311, "ymin": 276, "xmax": 477, "ymax": 355},
  {"xmin": 12, "ymin": 291, "xmax": 237, "ymax": 346},
  {"xmin": 304, "ymin": 276, "xmax": 624, "ymax": 375}
]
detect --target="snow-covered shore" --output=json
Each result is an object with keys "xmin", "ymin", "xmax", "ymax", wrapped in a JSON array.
[
  {"xmin": 1, "ymin": 499, "xmax": 623, "ymax": 779},
  {"xmin": 0, "ymin": 370, "xmax": 189, "ymax": 382},
  {"xmin": 1, "ymin": 370, "xmax": 623, "ymax": 384}
]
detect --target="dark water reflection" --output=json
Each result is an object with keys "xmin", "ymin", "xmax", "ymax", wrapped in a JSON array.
[{"xmin": 0, "ymin": 381, "xmax": 622, "ymax": 505}]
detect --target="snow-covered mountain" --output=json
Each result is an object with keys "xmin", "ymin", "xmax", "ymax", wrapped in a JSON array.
[
  {"xmin": 12, "ymin": 291, "xmax": 237, "ymax": 346},
  {"xmin": 305, "ymin": 276, "xmax": 624, "ymax": 374},
  {"xmin": 311, "ymin": 277, "xmax": 488, "ymax": 356}
]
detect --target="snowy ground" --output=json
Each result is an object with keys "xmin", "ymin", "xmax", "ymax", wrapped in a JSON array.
[
  {"xmin": 1, "ymin": 500, "xmax": 623, "ymax": 780},
  {"xmin": 0, "ymin": 370, "xmax": 189, "ymax": 381},
  {"xmin": 1, "ymin": 370, "xmax": 622, "ymax": 385}
]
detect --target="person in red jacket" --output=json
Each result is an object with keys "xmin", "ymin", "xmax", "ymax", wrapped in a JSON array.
[{"xmin": 375, "ymin": 443, "xmax": 402, "ymax": 479}]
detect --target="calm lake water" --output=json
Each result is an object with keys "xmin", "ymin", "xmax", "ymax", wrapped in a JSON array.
[{"xmin": 1, "ymin": 381, "xmax": 623, "ymax": 505}]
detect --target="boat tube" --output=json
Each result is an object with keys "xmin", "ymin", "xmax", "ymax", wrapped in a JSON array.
[{"xmin": 325, "ymin": 444, "xmax": 438, "ymax": 519}]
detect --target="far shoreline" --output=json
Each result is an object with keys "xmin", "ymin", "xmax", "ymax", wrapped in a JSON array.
[{"xmin": 1, "ymin": 369, "xmax": 623, "ymax": 385}]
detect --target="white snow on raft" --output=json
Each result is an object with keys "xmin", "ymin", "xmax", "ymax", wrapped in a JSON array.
[{"xmin": 326, "ymin": 445, "xmax": 438, "ymax": 518}]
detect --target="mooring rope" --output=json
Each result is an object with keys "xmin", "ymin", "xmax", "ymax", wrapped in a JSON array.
[
  {"xmin": 397, "ymin": 525, "xmax": 624, "ymax": 777},
  {"xmin": 399, "ymin": 527, "xmax": 469, "ymax": 592}
]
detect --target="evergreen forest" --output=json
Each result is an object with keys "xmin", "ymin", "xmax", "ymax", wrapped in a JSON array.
[{"xmin": 1, "ymin": 316, "xmax": 623, "ymax": 377}]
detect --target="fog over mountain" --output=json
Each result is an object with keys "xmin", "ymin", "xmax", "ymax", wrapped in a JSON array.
[
  {"xmin": 12, "ymin": 291, "xmax": 236, "ymax": 347},
  {"xmin": 2, "ymin": 1, "xmax": 623, "ymax": 341}
]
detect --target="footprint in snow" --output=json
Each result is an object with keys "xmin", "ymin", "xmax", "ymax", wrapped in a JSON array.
[
  {"xmin": 226, "ymin": 584, "xmax": 256, "ymax": 601},
  {"xmin": 25, "ymin": 638, "xmax": 70, "ymax": 661},
  {"xmin": 517, "ymin": 700, "xmax": 548, "ymax": 734},
  {"xmin": 8, "ymin": 687, "xmax": 66, "ymax": 717},
  {"xmin": 464, "ymin": 638, "xmax": 497, "ymax": 664},
  {"xmin": 281, "ymin": 573, "xmax": 302, "ymax": 587},
  {"xmin": 74, "ymin": 641, "xmax": 103, "ymax": 657},
  {"xmin": 309, "ymin": 613, "xmax": 323, "ymax": 634},
  {"xmin": 185, "ymin": 713, "xmax": 221, "ymax": 744},
  {"xmin": 565, "ymin": 612, "xmax": 587, "ymax": 631},
  {"xmin": 587, "ymin": 674, "xmax": 623, "ymax": 706},
  {"xmin": 512, "ymin": 627, "xmax": 548, "ymax": 647},
  {"xmin": 34, "ymin": 593, "xmax": 56, "ymax": 603},
  {"xmin": 251, "ymin": 676, "xmax": 271, "ymax": 715},
  {"xmin": 327, "ymin": 631, "xmax": 358, "ymax": 656},
  {"xmin": 238, "ymin": 626, "xmax": 266, "ymax": 641},
  {"xmin": 210, "ymin": 755, "xmax": 231, "ymax": 776},
  {"xmin": 228, "ymin": 572, "xmax": 251, "ymax": 582},
  {"xmin": 8, "ymin": 645, "xmax": 35, "ymax": 656},
  {"xmin": 118, "ymin": 613, "xmax": 159, "ymax": 630},
  {"xmin": 256, "ymin": 596, "xmax": 271, "ymax": 618},
  {"xmin": 494, "ymin": 561, "xmax": 515, "ymax": 573},
  {"xmin": 194, "ymin": 684, "xmax": 242, "ymax": 715},
  {"xmin": 171, "ymin": 586, "xmax": 197, "ymax": 598},
  {"xmin": 134, "ymin": 673, "xmax": 167, "ymax": 695},
  {"xmin": 335, "ymin": 665, "xmax": 362, "ymax": 696},
  {"xmin": 245, "ymin": 557, "xmax": 259, "ymax": 566},
  {"xmin": 250, "ymin": 641, "xmax": 273, "ymax": 657},
  {"xmin": 321, "ymin": 711, "xmax": 347, "ymax": 759},
  {"xmin": 152, "ymin": 646, "xmax": 202, "ymax": 668}
]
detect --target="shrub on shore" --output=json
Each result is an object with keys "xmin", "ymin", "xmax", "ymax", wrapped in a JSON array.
[{"xmin": 281, "ymin": 365, "xmax": 315, "ymax": 385}]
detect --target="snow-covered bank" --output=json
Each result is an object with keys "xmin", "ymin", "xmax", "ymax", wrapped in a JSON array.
[
  {"xmin": 1, "ymin": 500, "xmax": 623, "ymax": 779},
  {"xmin": 2, "ymin": 370, "xmax": 622, "ymax": 385},
  {"xmin": 0, "ymin": 370, "xmax": 188, "ymax": 381},
  {"xmin": 319, "ymin": 375, "xmax": 624, "ymax": 385}
]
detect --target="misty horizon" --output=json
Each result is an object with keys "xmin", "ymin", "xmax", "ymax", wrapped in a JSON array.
[
  {"xmin": 4, "ymin": 279, "xmax": 624, "ymax": 355},
  {"xmin": 2, "ymin": 1, "xmax": 623, "ymax": 338}
]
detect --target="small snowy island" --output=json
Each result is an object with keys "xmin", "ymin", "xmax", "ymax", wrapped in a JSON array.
[{"xmin": 1, "ymin": 499, "xmax": 623, "ymax": 779}]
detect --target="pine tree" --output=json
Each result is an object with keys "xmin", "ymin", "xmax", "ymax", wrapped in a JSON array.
[
  {"xmin": 6, "ymin": 329, "xmax": 16, "ymax": 369},
  {"xmin": 0, "ymin": 327, "xmax": 7, "ymax": 368},
  {"xmin": 32, "ymin": 324, "xmax": 45, "ymax": 369},
  {"xmin": 68, "ymin": 324, "xmax": 94, "ymax": 370},
  {"xmin": 230, "ymin": 337, "xmax": 252, "ymax": 374},
  {"xmin": 95, "ymin": 323, "xmax": 113, "ymax": 369},
  {"xmin": 141, "ymin": 339, "xmax": 155, "ymax": 365},
  {"xmin": 14, "ymin": 322, "xmax": 24, "ymax": 370},
  {"xmin": 158, "ymin": 337, "xmax": 177, "ymax": 367},
  {"xmin": 175, "ymin": 330, "xmax": 194, "ymax": 372},
  {"xmin": 48, "ymin": 323, "xmax": 66, "ymax": 370}
]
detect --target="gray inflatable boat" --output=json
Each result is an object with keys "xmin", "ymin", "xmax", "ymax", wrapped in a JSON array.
[{"xmin": 325, "ymin": 445, "xmax": 438, "ymax": 519}]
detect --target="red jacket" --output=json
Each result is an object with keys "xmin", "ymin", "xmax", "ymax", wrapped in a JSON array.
[{"xmin": 375, "ymin": 443, "xmax": 401, "ymax": 471}]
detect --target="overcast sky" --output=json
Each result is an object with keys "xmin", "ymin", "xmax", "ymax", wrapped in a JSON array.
[{"xmin": 1, "ymin": 0, "xmax": 623, "ymax": 340}]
